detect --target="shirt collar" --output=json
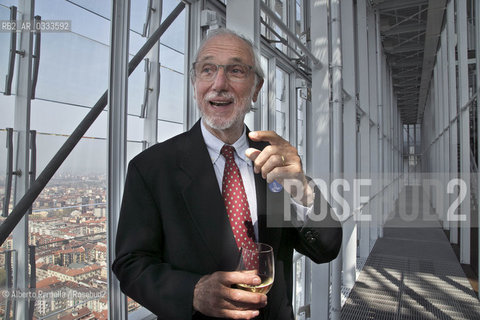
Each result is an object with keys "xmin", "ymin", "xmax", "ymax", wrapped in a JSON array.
[{"xmin": 201, "ymin": 120, "xmax": 252, "ymax": 166}]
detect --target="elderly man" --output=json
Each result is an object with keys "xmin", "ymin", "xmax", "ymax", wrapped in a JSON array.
[{"xmin": 112, "ymin": 28, "xmax": 342, "ymax": 320}]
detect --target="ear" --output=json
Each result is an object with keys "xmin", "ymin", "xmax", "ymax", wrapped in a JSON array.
[{"xmin": 252, "ymin": 79, "xmax": 264, "ymax": 102}]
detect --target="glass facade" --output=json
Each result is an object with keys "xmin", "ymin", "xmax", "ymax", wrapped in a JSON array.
[{"xmin": 0, "ymin": 0, "xmax": 185, "ymax": 318}]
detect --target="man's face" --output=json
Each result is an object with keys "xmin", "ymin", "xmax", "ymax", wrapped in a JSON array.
[{"xmin": 193, "ymin": 34, "xmax": 263, "ymax": 131}]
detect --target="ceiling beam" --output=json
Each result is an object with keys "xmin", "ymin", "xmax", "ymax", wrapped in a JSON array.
[
  {"xmin": 382, "ymin": 22, "xmax": 426, "ymax": 36},
  {"xmin": 417, "ymin": 0, "xmax": 447, "ymax": 121},
  {"xmin": 384, "ymin": 43, "xmax": 424, "ymax": 53},
  {"xmin": 390, "ymin": 58, "xmax": 423, "ymax": 67},
  {"xmin": 383, "ymin": 7, "xmax": 428, "ymax": 32},
  {"xmin": 375, "ymin": 0, "xmax": 429, "ymax": 11}
]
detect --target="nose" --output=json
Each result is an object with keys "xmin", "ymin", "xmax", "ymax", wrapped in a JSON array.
[{"xmin": 211, "ymin": 66, "xmax": 228, "ymax": 91}]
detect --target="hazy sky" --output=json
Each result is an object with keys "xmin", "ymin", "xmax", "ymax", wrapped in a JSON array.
[{"xmin": 0, "ymin": 0, "xmax": 186, "ymax": 176}]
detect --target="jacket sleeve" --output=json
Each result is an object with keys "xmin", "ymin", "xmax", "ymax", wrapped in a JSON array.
[
  {"xmin": 294, "ymin": 181, "xmax": 343, "ymax": 264},
  {"xmin": 112, "ymin": 161, "xmax": 202, "ymax": 320}
]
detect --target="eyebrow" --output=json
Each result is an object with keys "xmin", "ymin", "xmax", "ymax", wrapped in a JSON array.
[{"xmin": 198, "ymin": 56, "xmax": 246, "ymax": 64}]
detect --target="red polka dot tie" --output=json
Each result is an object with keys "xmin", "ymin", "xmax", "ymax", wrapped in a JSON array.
[{"xmin": 221, "ymin": 145, "xmax": 257, "ymax": 252}]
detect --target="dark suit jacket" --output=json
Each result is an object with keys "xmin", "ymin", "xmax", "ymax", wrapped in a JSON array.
[{"xmin": 112, "ymin": 120, "xmax": 342, "ymax": 319}]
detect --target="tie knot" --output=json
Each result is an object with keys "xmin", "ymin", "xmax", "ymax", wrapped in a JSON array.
[{"xmin": 221, "ymin": 145, "xmax": 235, "ymax": 161}]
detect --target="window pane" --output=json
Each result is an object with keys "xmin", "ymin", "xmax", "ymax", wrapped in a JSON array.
[
  {"xmin": 158, "ymin": 120, "xmax": 183, "ymax": 142},
  {"xmin": 128, "ymin": 59, "xmax": 147, "ymax": 117},
  {"xmin": 297, "ymin": 88, "xmax": 307, "ymax": 165},
  {"xmin": 29, "ymin": 0, "xmax": 110, "ymax": 317},
  {"xmin": 159, "ymin": 67, "xmax": 184, "ymax": 123},
  {"xmin": 272, "ymin": 0, "xmax": 288, "ymax": 54},
  {"xmin": 34, "ymin": 32, "xmax": 109, "ymax": 108},
  {"xmin": 32, "ymin": 134, "xmax": 108, "ymax": 319},
  {"xmin": 161, "ymin": 7, "xmax": 186, "ymax": 54}
]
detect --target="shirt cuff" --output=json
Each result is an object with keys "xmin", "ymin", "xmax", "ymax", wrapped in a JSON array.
[{"xmin": 289, "ymin": 198, "xmax": 314, "ymax": 228}]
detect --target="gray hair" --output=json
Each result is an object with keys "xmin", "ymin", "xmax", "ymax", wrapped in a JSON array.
[{"xmin": 192, "ymin": 28, "xmax": 265, "ymax": 84}]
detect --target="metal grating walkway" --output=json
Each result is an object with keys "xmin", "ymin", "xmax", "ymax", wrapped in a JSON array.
[{"xmin": 341, "ymin": 186, "xmax": 480, "ymax": 319}]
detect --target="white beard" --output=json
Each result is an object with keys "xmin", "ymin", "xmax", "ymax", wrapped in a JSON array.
[{"xmin": 198, "ymin": 89, "xmax": 254, "ymax": 130}]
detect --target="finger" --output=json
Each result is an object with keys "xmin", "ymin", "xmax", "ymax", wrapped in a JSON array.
[
  {"xmin": 266, "ymin": 168, "xmax": 304, "ymax": 184},
  {"xmin": 226, "ymin": 288, "xmax": 267, "ymax": 307},
  {"xmin": 221, "ymin": 309, "xmax": 260, "ymax": 320},
  {"xmin": 219, "ymin": 271, "xmax": 261, "ymax": 287},
  {"xmin": 250, "ymin": 145, "xmax": 279, "ymax": 174},
  {"xmin": 259, "ymin": 154, "xmax": 285, "ymax": 180},
  {"xmin": 249, "ymin": 131, "xmax": 287, "ymax": 145},
  {"xmin": 245, "ymin": 148, "xmax": 261, "ymax": 162}
]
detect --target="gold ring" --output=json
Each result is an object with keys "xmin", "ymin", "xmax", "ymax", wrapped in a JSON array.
[{"xmin": 281, "ymin": 155, "xmax": 286, "ymax": 166}]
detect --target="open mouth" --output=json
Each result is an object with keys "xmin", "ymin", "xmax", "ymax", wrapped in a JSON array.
[{"xmin": 209, "ymin": 100, "xmax": 233, "ymax": 107}]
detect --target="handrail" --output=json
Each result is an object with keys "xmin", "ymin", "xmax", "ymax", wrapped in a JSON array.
[{"xmin": 0, "ymin": 1, "xmax": 186, "ymax": 245}]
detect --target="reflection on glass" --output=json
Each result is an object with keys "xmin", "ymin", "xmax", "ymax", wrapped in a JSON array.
[{"xmin": 275, "ymin": 67, "xmax": 288, "ymax": 139}]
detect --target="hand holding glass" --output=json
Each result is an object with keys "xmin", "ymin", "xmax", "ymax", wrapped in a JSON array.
[{"xmin": 235, "ymin": 243, "xmax": 274, "ymax": 294}]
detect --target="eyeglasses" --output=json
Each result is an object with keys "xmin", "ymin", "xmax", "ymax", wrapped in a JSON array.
[{"xmin": 192, "ymin": 62, "xmax": 254, "ymax": 82}]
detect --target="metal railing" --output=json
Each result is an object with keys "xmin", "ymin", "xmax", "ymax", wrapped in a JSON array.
[{"xmin": 0, "ymin": 1, "xmax": 186, "ymax": 245}]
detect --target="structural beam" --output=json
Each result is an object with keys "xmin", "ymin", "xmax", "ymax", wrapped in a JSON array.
[
  {"xmin": 417, "ymin": 0, "xmax": 447, "ymax": 122},
  {"xmin": 107, "ymin": 0, "xmax": 130, "ymax": 319},
  {"xmin": 308, "ymin": 0, "xmax": 331, "ymax": 318},
  {"xmin": 456, "ymin": 0, "xmax": 470, "ymax": 264},
  {"xmin": 12, "ymin": 0, "xmax": 34, "ymax": 318}
]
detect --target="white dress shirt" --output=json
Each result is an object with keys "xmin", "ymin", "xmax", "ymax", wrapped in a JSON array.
[
  {"xmin": 201, "ymin": 121, "xmax": 260, "ymax": 239},
  {"xmin": 201, "ymin": 121, "xmax": 312, "ymax": 238}
]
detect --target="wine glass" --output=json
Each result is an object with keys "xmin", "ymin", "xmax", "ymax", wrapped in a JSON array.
[{"xmin": 235, "ymin": 243, "xmax": 274, "ymax": 294}]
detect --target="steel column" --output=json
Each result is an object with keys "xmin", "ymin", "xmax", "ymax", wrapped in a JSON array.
[
  {"xmin": 476, "ymin": 0, "xmax": 480, "ymax": 284},
  {"xmin": 341, "ymin": 0, "xmax": 357, "ymax": 291},
  {"xmin": 457, "ymin": 0, "xmax": 471, "ymax": 264},
  {"xmin": 107, "ymin": 0, "xmax": 130, "ymax": 319},
  {"xmin": 367, "ymin": 4, "xmax": 378, "ymax": 247},
  {"xmin": 441, "ymin": 28, "xmax": 450, "ymax": 231},
  {"xmin": 447, "ymin": 0, "xmax": 458, "ymax": 244},
  {"xmin": 330, "ymin": 0, "xmax": 343, "ymax": 317},
  {"xmin": 357, "ymin": 0, "xmax": 371, "ymax": 258},
  {"xmin": 376, "ymin": 11, "xmax": 384, "ymax": 238},
  {"xmin": 12, "ymin": 0, "xmax": 34, "ymax": 318},
  {"xmin": 308, "ymin": 0, "xmax": 331, "ymax": 318}
]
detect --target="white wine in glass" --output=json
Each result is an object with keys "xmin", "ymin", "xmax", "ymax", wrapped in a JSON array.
[{"xmin": 236, "ymin": 243, "xmax": 274, "ymax": 294}]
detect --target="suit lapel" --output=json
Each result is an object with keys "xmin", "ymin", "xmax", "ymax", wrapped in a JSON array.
[
  {"xmin": 247, "ymin": 133, "xmax": 282, "ymax": 251},
  {"xmin": 178, "ymin": 121, "xmax": 239, "ymax": 270},
  {"xmin": 248, "ymin": 136, "xmax": 268, "ymax": 244}
]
